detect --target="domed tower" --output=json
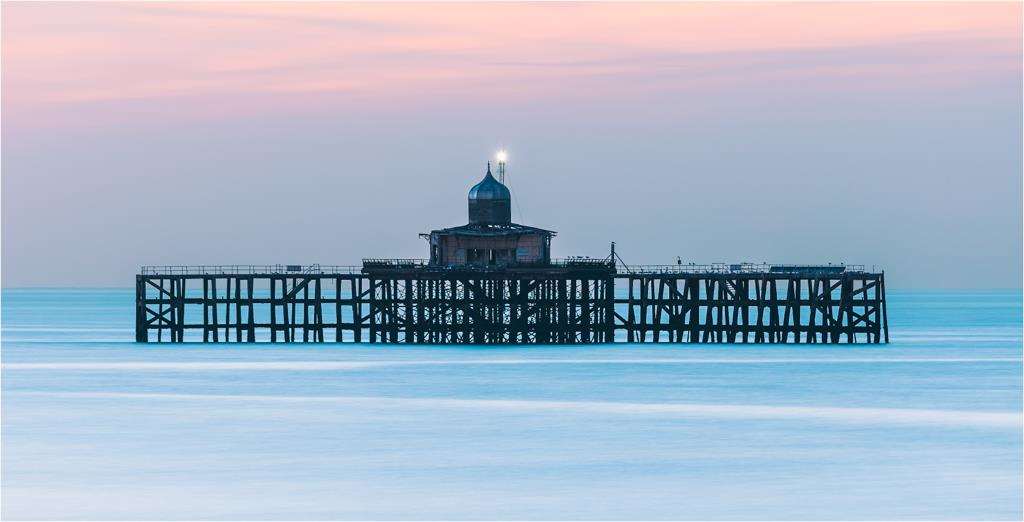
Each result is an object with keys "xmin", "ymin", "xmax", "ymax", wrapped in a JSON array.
[
  {"xmin": 426, "ymin": 158, "xmax": 555, "ymax": 267},
  {"xmin": 468, "ymin": 163, "xmax": 511, "ymax": 225}
]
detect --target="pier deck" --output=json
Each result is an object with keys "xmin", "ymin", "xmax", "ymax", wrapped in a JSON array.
[{"xmin": 136, "ymin": 261, "xmax": 887, "ymax": 344}]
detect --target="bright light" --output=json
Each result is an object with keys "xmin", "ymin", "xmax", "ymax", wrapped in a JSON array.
[{"xmin": 495, "ymin": 150, "xmax": 508, "ymax": 163}]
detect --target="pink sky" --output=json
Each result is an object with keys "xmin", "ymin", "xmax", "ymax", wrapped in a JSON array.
[
  {"xmin": 3, "ymin": 2, "xmax": 1020, "ymax": 132},
  {"xmin": 2, "ymin": 2, "xmax": 1021, "ymax": 287}
]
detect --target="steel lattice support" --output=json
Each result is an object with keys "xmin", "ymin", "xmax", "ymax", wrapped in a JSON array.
[
  {"xmin": 612, "ymin": 273, "xmax": 887, "ymax": 344},
  {"xmin": 365, "ymin": 274, "xmax": 615, "ymax": 344},
  {"xmin": 135, "ymin": 269, "xmax": 887, "ymax": 344}
]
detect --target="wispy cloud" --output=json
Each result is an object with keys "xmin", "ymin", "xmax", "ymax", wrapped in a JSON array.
[{"xmin": 2, "ymin": 2, "xmax": 1019, "ymax": 132}]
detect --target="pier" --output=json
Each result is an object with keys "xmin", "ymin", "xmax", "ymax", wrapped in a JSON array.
[
  {"xmin": 136, "ymin": 159, "xmax": 888, "ymax": 344},
  {"xmin": 136, "ymin": 261, "xmax": 887, "ymax": 344}
]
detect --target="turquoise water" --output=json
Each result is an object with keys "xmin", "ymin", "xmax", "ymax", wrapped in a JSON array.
[{"xmin": 2, "ymin": 289, "xmax": 1021, "ymax": 520}]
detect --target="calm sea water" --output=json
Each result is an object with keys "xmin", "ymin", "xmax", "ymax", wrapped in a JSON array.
[{"xmin": 2, "ymin": 289, "xmax": 1021, "ymax": 520}]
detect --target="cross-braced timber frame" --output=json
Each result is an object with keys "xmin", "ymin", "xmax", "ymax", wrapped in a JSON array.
[
  {"xmin": 136, "ymin": 264, "xmax": 887, "ymax": 344},
  {"xmin": 614, "ymin": 272, "xmax": 887, "ymax": 344},
  {"xmin": 365, "ymin": 271, "xmax": 615, "ymax": 344}
]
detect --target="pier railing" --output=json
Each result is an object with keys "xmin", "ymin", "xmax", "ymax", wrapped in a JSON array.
[
  {"xmin": 140, "ymin": 264, "xmax": 363, "ymax": 275},
  {"xmin": 618, "ymin": 263, "xmax": 869, "ymax": 275},
  {"xmin": 142, "ymin": 262, "xmax": 873, "ymax": 276},
  {"xmin": 361, "ymin": 258, "xmax": 428, "ymax": 269}
]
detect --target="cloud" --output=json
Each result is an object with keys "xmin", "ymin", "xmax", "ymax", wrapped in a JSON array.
[{"xmin": 3, "ymin": 2, "xmax": 1019, "ymax": 131}]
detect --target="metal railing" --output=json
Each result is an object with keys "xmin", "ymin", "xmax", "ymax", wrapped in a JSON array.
[
  {"xmin": 513, "ymin": 257, "xmax": 615, "ymax": 268},
  {"xmin": 361, "ymin": 258, "xmax": 428, "ymax": 268},
  {"xmin": 141, "ymin": 261, "xmax": 877, "ymax": 276},
  {"xmin": 140, "ymin": 264, "xmax": 363, "ymax": 275},
  {"xmin": 556, "ymin": 257, "xmax": 616, "ymax": 267},
  {"xmin": 617, "ymin": 263, "xmax": 870, "ymax": 275}
]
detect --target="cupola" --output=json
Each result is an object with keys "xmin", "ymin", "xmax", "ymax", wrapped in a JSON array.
[{"xmin": 467, "ymin": 162, "xmax": 511, "ymax": 225}]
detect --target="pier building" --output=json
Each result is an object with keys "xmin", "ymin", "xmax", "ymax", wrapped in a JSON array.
[{"xmin": 426, "ymin": 163, "xmax": 553, "ymax": 267}]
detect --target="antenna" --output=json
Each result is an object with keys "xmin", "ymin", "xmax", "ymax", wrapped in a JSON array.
[
  {"xmin": 495, "ymin": 148, "xmax": 524, "ymax": 221},
  {"xmin": 495, "ymin": 149, "xmax": 508, "ymax": 184}
]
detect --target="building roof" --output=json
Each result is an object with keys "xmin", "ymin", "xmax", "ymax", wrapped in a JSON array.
[
  {"xmin": 430, "ymin": 222, "xmax": 556, "ymax": 237},
  {"xmin": 468, "ymin": 163, "xmax": 512, "ymax": 225},
  {"xmin": 468, "ymin": 166, "xmax": 511, "ymax": 202}
]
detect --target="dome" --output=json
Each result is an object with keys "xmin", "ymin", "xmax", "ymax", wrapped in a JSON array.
[
  {"xmin": 468, "ymin": 165, "xmax": 511, "ymax": 201},
  {"xmin": 468, "ymin": 163, "xmax": 511, "ymax": 224}
]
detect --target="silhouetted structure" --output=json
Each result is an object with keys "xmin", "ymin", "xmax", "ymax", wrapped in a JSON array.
[
  {"xmin": 136, "ymin": 161, "xmax": 888, "ymax": 344},
  {"xmin": 427, "ymin": 164, "xmax": 553, "ymax": 267}
]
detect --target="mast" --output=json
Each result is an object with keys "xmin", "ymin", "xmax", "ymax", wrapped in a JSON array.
[{"xmin": 496, "ymin": 149, "xmax": 508, "ymax": 184}]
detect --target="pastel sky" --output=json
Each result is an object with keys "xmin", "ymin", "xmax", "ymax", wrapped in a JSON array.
[{"xmin": 2, "ymin": 2, "xmax": 1021, "ymax": 288}]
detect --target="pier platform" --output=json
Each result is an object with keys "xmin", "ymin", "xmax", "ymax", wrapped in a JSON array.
[{"xmin": 136, "ymin": 260, "xmax": 888, "ymax": 344}]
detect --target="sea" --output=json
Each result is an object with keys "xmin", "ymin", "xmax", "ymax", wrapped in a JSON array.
[{"xmin": 2, "ymin": 289, "xmax": 1021, "ymax": 520}]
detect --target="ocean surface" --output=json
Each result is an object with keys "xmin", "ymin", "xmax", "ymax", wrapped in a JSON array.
[{"xmin": 2, "ymin": 289, "xmax": 1021, "ymax": 520}]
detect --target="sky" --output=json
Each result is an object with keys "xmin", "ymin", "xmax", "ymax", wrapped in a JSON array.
[{"xmin": 2, "ymin": 2, "xmax": 1021, "ymax": 288}]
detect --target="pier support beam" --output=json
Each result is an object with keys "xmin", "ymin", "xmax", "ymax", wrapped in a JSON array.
[{"xmin": 135, "ymin": 267, "xmax": 887, "ymax": 344}]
